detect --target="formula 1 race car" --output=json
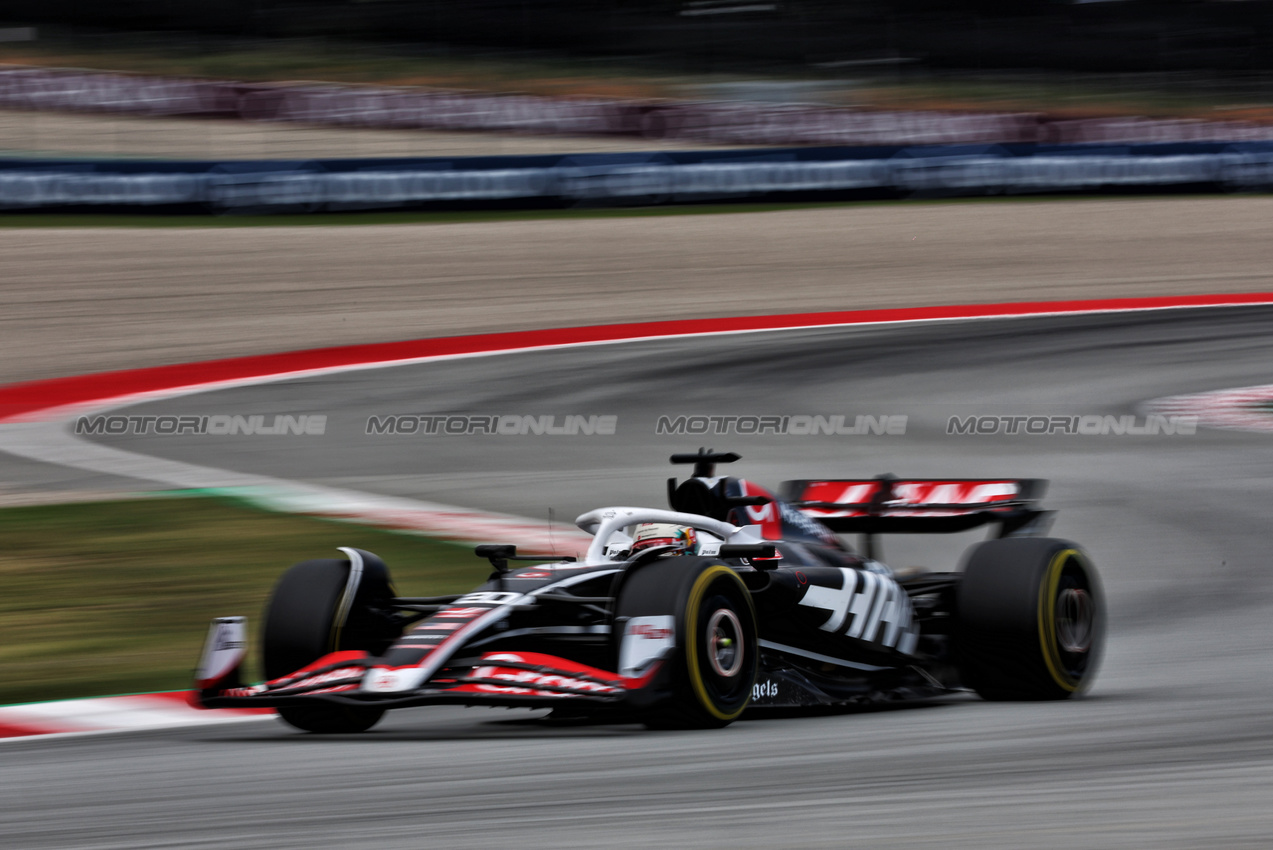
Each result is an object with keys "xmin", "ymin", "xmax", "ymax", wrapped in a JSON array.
[{"xmin": 193, "ymin": 449, "xmax": 1104, "ymax": 732}]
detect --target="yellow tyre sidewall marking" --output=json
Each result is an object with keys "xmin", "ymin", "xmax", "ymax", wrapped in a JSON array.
[
  {"xmin": 1037, "ymin": 549, "xmax": 1082, "ymax": 692},
  {"xmin": 685, "ymin": 565, "xmax": 756, "ymax": 721}
]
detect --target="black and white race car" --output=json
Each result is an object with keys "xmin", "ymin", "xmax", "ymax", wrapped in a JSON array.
[{"xmin": 194, "ymin": 449, "xmax": 1103, "ymax": 732}]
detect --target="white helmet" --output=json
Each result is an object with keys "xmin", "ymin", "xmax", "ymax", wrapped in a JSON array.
[{"xmin": 629, "ymin": 523, "xmax": 698, "ymax": 556}]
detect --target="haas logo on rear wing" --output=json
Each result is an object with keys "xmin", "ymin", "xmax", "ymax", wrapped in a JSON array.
[{"xmin": 779, "ymin": 477, "xmax": 1051, "ymax": 536}]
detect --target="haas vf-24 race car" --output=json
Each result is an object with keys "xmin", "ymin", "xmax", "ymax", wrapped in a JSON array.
[{"xmin": 194, "ymin": 450, "xmax": 1103, "ymax": 731}]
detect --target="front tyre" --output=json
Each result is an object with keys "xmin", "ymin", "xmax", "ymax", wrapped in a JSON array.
[
  {"xmin": 263, "ymin": 556, "xmax": 396, "ymax": 733},
  {"xmin": 955, "ymin": 538, "xmax": 1104, "ymax": 701},
  {"xmin": 615, "ymin": 557, "xmax": 758, "ymax": 729},
  {"xmin": 275, "ymin": 703, "xmax": 385, "ymax": 734}
]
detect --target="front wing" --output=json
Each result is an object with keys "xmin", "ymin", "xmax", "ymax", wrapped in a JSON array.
[{"xmin": 194, "ymin": 618, "xmax": 661, "ymax": 712}]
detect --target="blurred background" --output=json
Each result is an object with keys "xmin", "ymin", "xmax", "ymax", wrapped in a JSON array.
[
  {"xmin": 3, "ymin": 1, "xmax": 1273, "ymax": 159},
  {"xmin": 4, "ymin": 5, "xmax": 1273, "ymax": 847},
  {"xmin": 8, "ymin": 0, "xmax": 1273, "ymax": 76}
]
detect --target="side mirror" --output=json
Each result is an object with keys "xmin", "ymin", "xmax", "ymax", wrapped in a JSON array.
[{"xmin": 475, "ymin": 544, "xmax": 516, "ymax": 574}]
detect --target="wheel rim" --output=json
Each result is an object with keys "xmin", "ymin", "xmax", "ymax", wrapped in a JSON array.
[
  {"xmin": 684, "ymin": 567, "xmax": 757, "ymax": 722},
  {"xmin": 706, "ymin": 608, "xmax": 744, "ymax": 678},
  {"xmin": 1055, "ymin": 587, "xmax": 1093, "ymax": 654},
  {"xmin": 1039, "ymin": 550, "xmax": 1101, "ymax": 691}
]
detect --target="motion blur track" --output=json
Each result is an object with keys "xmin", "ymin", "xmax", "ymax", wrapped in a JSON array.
[{"xmin": 4, "ymin": 297, "xmax": 1273, "ymax": 849}]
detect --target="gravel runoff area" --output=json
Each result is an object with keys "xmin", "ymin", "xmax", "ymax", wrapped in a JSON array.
[{"xmin": 2, "ymin": 196, "xmax": 1272, "ymax": 386}]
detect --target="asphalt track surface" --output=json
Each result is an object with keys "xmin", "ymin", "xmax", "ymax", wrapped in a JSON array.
[{"xmin": 6, "ymin": 307, "xmax": 1273, "ymax": 848}]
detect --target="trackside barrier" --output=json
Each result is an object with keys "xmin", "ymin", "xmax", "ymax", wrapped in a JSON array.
[{"xmin": 2, "ymin": 143, "xmax": 1272, "ymax": 213}]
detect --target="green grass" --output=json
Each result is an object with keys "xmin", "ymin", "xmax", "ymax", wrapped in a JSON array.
[{"xmin": 0, "ymin": 494, "xmax": 483, "ymax": 706}]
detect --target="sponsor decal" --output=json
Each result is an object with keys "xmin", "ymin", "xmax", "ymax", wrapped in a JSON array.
[
  {"xmin": 619, "ymin": 615, "xmax": 676, "ymax": 679},
  {"xmin": 465, "ymin": 665, "xmax": 620, "ymax": 695},
  {"xmin": 452, "ymin": 683, "xmax": 576, "ymax": 698},
  {"xmin": 273, "ymin": 667, "xmax": 365, "ymax": 693},
  {"xmin": 213, "ymin": 634, "xmax": 244, "ymax": 653},
  {"xmin": 434, "ymin": 607, "xmax": 488, "ymax": 618},
  {"xmin": 796, "ymin": 479, "xmax": 1022, "ymax": 518},
  {"xmin": 628, "ymin": 623, "xmax": 673, "ymax": 641},
  {"xmin": 195, "ymin": 617, "xmax": 247, "ymax": 686},
  {"xmin": 734, "ymin": 480, "xmax": 823, "ymax": 546},
  {"xmin": 803, "ymin": 479, "xmax": 1016, "ymax": 504},
  {"xmin": 365, "ymin": 669, "xmax": 403, "ymax": 692},
  {"xmin": 441, "ymin": 653, "xmax": 627, "ymax": 698},
  {"xmin": 797, "ymin": 568, "xmax": 918, "ymax": 654},
  {"xmin": 220, "ymin": 685, "xmax": 267, "ymax": 698},
  {"xmin": 455, "ymin": 591, "xmax": 523, "ymax": 606},
  {"xmin": 777, "ymin": 502, "xmax": 829, "ymax": 542},
  {"xmin": 752, "ymin": 680, "xmax": 780, "ymax": 700},
  {"xmin": 740, "ymin": 496, "xmax": 782, "ymax": 541}
]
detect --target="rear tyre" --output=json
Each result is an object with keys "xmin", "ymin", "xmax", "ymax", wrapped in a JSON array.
[
  {"xmin": 615, "ymin": 557, "xmax": 758, "ymax": 729},
  {"xmin": 955, "ymin": 538, "xmax": 1104, "ymax": 701},
  {"xmin": 262, "ymin": 556, "xmax": 397, "ymax": 733}
]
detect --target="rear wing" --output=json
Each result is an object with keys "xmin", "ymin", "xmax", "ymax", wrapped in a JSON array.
[{"xmin": 779, "ymin": 477, "xmax": 1050, "ymax": 536}]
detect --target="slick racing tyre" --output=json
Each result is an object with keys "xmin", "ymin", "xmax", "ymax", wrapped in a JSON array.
[
  {"xmin": 615, "ymin": 557, "xmax": 758, "ymax": 729},
  {"xmin": 262, "ymin": 553, "xmax": 399, "ymax": 733},
  {"xmin": 954, "ymin": 538, "xmax": 1104, "ymax": 701}
]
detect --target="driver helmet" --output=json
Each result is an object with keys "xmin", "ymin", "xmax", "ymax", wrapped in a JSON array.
[{"xmin": 629, "ymin": 522, "xmax": 697, "ymax": 556}]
